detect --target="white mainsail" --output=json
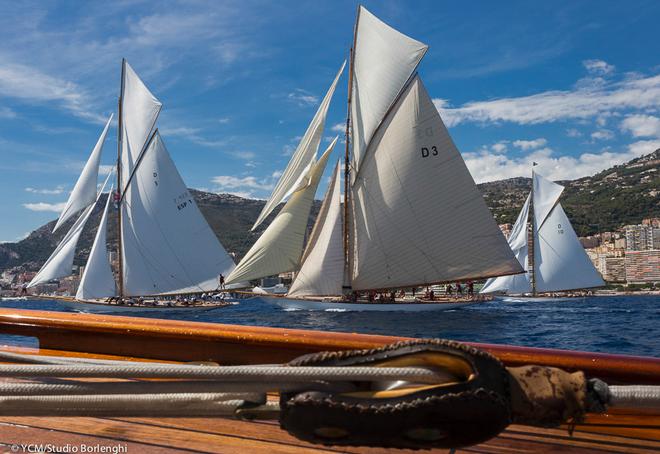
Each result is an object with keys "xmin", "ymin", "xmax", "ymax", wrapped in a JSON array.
[
  {"xmin": 28, "ymin": 174, "xmax": 111, "ymax": 289},
  {"xmin": 288, "ymin": 160, "xmax": 343, "ymax": 297},
  {"xmin": 533, "ymin": 173, "xmax": 604, "ymax": 292},
  {"xmin": 251, "ymin": 62, "xmax": 345, "ymax": 231},
  {"xmin": 350, "ymin": 75, "xmax": 523, "ymax": 291},
  {"xmin": 76, "ymin": 186, "xmax": 116, "ymax": 300},
  {"xmin": 120, "ymin": 60, "xmax": 162, "ymax": 186},
  {"xmin": 480, "ymin": 194, "xmax": 533, "ymax": 294},
  {"xmin": 226, "ymin": 138, "xmax": 336, "ymax": 285},
  {"xmin": 121, "ymin": 132, "xmax": 235, "ymax": 296},
  {"xmin": 53, "ymin": 114, "xmax": 113, "ymax": 232},
  {"xmin": 350, "ymin": 5, "xmax": 428, "ymax": 175}
]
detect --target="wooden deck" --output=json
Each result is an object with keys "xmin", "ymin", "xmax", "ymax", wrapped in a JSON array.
[{"xmin": 0, "ymin": 308, "xmax": 658, "ymax": 453}]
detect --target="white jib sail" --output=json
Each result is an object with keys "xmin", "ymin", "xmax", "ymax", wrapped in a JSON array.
[
  {"xmin": 53, "ymin": 114, "xmax": 113, "ymax": 233},
  {"xmin": 288, "ymin": 160, "xmax": 343, "ymax": 298},
  {"xmin": 76, "ymin": 186, "xmax": 116, "ymax": 300},
  {"xmin": 481, "ymin": 194, "xmax": 533, "ymax": 294},
  {"xmin": 350, "ymin": 76, "xmax": 523, "ymax": 291},
  {"xmin": 532, "ymin": 171, "xmax": 564, "ymax": 230},
  {"xmin": 28, "ymin": 174, "xmax": 112, "ymax": 288},
  {"xmin": 121, "ymin": 132, "xmax": 235, "ymax": 296},
  {"xmin": 251, "ymin": 62, "xmax": 345, "ymax": 231},
  {"xmin": 350, "ymin": 6, "xmax": 428, "ymax": 175},
  {"xmin": 226, "ymin": 138, "xmax": 337, "ymax": 285},
  {"xmin": 120, "ymin": 60, "xmax": 162, "ymax": 187},
  {"xmin": 534, "ymin": 202, "xmax": 605, "ymax": 292}
]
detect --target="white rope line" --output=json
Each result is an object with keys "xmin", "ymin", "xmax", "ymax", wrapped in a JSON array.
[
  {"xmin": 0, "ymin": 364, "xmax": 441, "ymax": 383},
  {"xmin": 609, "ymin": 385, "xmax": 660, "ymax": 409}
]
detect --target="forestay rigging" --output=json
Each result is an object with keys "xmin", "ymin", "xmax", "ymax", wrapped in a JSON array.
[
  {"xmin": 350, "ymin": 75, "xmax": 523, "ymax": 291},
  {"xmin": 53, "ymin": 115, "xmax": 113, "ymax": 233},
  {"xmin": 120, "ymin": 132, "xmax": 235, "ymax": 296},
  {"xmin": 251, "ymin": 62, "xmax": 345, "ymax": 231},
  {"xmin": 226, "ymin": 138, "xmax": 336, "ymax": 285},
  {"xmin": 76, "ymin": 185, "xmax": 117, "ymax": 301},
  {"xmin": 288, "ymin": 160, "xmax": 344, "ymax": 297},
  {"xmin": 350, "ymin": 5, "xmax": 428, "ymax": 175}
]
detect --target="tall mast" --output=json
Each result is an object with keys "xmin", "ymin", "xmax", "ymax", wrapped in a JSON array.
[
  {"xmin": 116, "ymin": 58, "xmax": 126, "ymax": 298},
  {"xmin": 529, "ymin": 166, "xmax": 536, "ymax": 296},
  {"xmin": 343, "ymin": 6, "xmax": 360, "ymax": 293}
]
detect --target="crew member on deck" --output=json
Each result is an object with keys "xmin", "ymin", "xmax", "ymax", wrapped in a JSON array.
[{"xmin": 218, "ymin": 274, "xmax": 225, "ymax": 290}]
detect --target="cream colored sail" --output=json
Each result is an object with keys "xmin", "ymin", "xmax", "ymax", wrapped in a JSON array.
[
  {"xmin": 350, "ymin": 6, "xmax": 428, "ymax": 175},
  {"xmin": 533, "ymin": 173, "xmax": 604, "ymax": 292},
  {"xmin": 480, "ymin": 194, "xmax": 533, "ymax": 294},
  {"xmin": 76, "ymin": 185, "xmax": 116, "ymax": 300},
  {"xmin": 53, "ymin": 114, "xmax": 113, "ymax": 232},
  {"xmin": 350, "ymin": 75, "xmax": 523, "ymax": 291},
  {"xmin": 288, "ymin": 160, "xmax": 343, "ymax": 297},
  {"xmin": 226, "ymin": 138, "xmax": 336, "ymax": 285},
  {"xmin": 121, "ymin": 132, "xmax": 235, "ymax": 296},
  {"xmin": 28, "ymin": 174, "xmax": 111, "ymax": 289},
  {"xmin": 120, "ymin": 60, "xmax": 162, "ymax": 186},
  {"xmin": 251, "ymin": 62, "xmax": 345, "ymax": 231}
]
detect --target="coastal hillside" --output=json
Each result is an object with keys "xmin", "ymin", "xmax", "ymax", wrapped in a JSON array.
[{"xmin": 1, "ymin": 149, "xmax": 657, "ymax": 273}]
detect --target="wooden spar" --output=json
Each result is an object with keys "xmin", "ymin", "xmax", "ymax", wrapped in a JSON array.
[
  {"xmin": 0, "ymin": 308, "xmax": 658, "ymax": 385},
  {"xmin": 343, "ymin": 6, "xmax": 359, "ymax": 293},
  {"xmin": 117, "ymin": 58, "xmax": 125, "ymax": 298},
  {"xmin": 530, "ymin": 167, "xmax": 536, "ymax": 296}
]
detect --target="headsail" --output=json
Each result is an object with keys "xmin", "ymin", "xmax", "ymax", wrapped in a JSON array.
[
  {"xmin": 288, "ymin": 160, "xmax": 343, "ymax": 297},
  {"xmin": 120, "ymin": 60, "xmax": 162, "ymax": 187},
  {"xmin": 350, "ymin": 75, "xmax": 523, "ymax": 291},
  {"xmin": 53, "ymin": 114, "xmax": 113, "ymax": 232},
  {"xmin": 251, "ymin": 62, "xmax": 345, "ymax": 231},
  {"xmin": 121, "ymin": 132, "xmax": 235, "ymax": 296},
  {"xmin": 533, "ymin": 173, "xmax": 604, "ymax": 292},
  {"xmin": 480, "ymin": 194, "xmax": 533, "ymax": 294},
  {"xmin": 76, "ymin": 185, "xmax": 116, "ymax": 300},
  {"xmin": 350, "ymin": 6, "xmax": 428, "ymax": 175},
  {"xmin": 29, "ymin": 173, "xmax": 112, "ymax": 288},
  {"xmin": 226, "ymin": 138, "xmax": 336, "ymax": 285}
]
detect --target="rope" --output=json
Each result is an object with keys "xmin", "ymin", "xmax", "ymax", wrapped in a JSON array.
[{"xmin": 0, "ymin": 363, "xmax": 441, "ymax": 383}]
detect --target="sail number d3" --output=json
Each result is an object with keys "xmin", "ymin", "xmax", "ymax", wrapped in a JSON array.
[{"xmin": 421, "ymin": 146, "xmax": 438, "ymax": 158}]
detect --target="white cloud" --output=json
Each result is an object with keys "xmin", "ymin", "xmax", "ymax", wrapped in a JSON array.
[
  {"xmin": 0, "ymin": 106, "xmax": 17, "ymax": 119},
  {"xmin": 620, "ymin": 114, "xmax": 660, "ymax": 138},
  {"xmin": 590, "ymin": 129, "xmax": 614, "ymax": 141},
  {"xmin": 287, "ymin": 89, "xmax": 318, "ymax": 107},
  {"xmin": 512, "ymin": 138, "xmax": 547, "ymax": 150},
  {"xmin": 211, "ymin": 175, "xmax": 274, "ymax": 191},
  {"xmin": 23, "ymin": 202, "xmax": 66, "ymax": 212},
  {"xmin": 566, "ymin": 128, "xmax": 582, "ymax": 138},
  {"xmin": 229, "ymin": 150, "xmax": 256, "ymax": 160},
  {"xmin": 331, "ymin": 123, "xmax": 344, "ymax": 133},
  {"xmin": 25, "ymin": 186, "xmax": 65, "ymax": 195},
  {"xmin": 99, "ymin": 165, "xmax": 115, "ymax": 176},
  {"xmin": 434, "ymin": 73, "xmax": 660, "ymax": 127},
  {"xmin": 218, "ymin": 117, "xmax": 230, "ymax": 124},
  {"xmin": 583, "ymin": 59, "xmax": 615, "ymax": 75},
  {"xmin": 464, "ymin": 140, "xmax": 660, "ymax": 183},
  {"xmin": 491, "ymin": 141, "xmax": 508, "ymax": 153}
]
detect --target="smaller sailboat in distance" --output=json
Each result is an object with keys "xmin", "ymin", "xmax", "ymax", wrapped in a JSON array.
[
  {"xmin": 480, "ymin": 169, "xmax": 604, "ymax": 299},
  {"xmin": 28, "ymin": 59, "xmax": 237, "ymax": 312}
]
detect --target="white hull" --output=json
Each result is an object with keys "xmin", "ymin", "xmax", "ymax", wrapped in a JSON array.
[
  {"xmin": 56, "ymin": 299, "xmax": 237, "ymax": 313},
  {"xmin": 262, "ymin": 296, "xmax": 481, "ymax": 312}
]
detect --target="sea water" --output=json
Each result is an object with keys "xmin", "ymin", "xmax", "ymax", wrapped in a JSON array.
[{"xmin": 1, "ymin": 295, "xmax": 658, "ymax": 357}]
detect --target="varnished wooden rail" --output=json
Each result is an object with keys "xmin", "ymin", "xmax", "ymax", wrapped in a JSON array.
[{"xmin": 0, "ymin": 308, "xmax": 658, "ymax": 384}]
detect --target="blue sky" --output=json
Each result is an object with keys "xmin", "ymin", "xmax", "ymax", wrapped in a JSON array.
[{"xmin": 1, "ymin": 0, "xmax": 659, "ymax": 241}]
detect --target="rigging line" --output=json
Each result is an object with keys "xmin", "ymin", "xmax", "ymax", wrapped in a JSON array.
[{"xmin": 119, "ymin": 127, "xmax": 160, "ymax": 204}]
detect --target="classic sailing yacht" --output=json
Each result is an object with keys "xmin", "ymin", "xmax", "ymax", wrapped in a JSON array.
[
  {"xmin": 29, "ymin": 60, "xmax": 236, "ymax": 311},
  {"xmin": 480, "ymin": 170, "xmax": 604, "ymax": 298},
  {"xmin": 228, "ymin": 7, "xmax": 523, "ymax": 311}
]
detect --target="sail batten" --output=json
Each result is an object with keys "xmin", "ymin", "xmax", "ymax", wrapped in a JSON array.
[
  {"xmin": 288, "ymin": 160, "xmax": 344, "ymax": 297},
  {"xmin": 226, "ymin": 138, "xmax": 337, "ymax": 285},
  {"xmin": 251, "ymin": 62, "xmax": 345, "ymax": 231},
  {"xmin": 53, "ymin": 114, "xmax": 113, "ymax": 233},
  {"xmin": 350, "ymin": 75, "xmax": 523, "ymax": 291}
]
